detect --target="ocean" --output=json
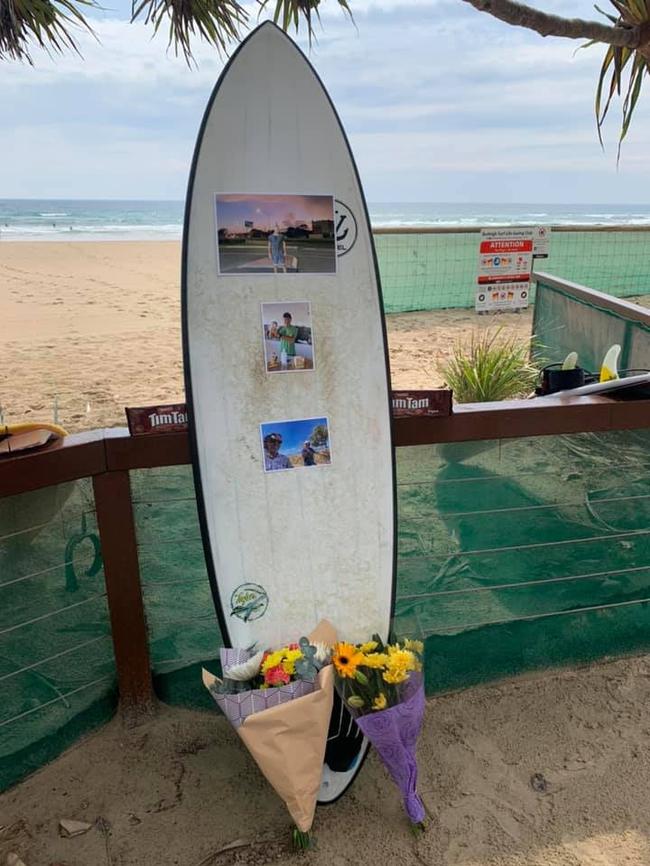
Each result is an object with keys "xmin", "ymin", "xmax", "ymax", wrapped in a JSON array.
[{"xmin": 2, "ymin": 200, "xmax": 650, "ymax": 241}]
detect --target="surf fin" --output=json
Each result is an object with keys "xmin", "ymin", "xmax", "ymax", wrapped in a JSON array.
[
  {"xmin": 561, "ymin": 351, "xmax": 578, "ymax": 371},
  {"xmin": 600, "ymin": 344, "xmax": 621, "ymax": 383}
]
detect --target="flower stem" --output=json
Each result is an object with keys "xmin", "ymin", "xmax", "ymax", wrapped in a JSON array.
[{"xmin": 292, "ymin": 827, "xmax": 313, "ymax": 851}]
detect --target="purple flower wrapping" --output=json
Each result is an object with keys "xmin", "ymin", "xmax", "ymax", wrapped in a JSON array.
[
  {"xmin": 355, "ymin": 672, "xmax": 426, "ymax": 824},
  {"xmin": 207, "ymin": 647, "xmax": 316, "ymax": 728}
]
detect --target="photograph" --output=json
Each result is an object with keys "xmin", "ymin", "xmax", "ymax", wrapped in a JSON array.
[
  {"xmin": 260, "ymin": 417, "xmax": 331, "ymax": 473},
  {"xmin": 215, "ymin": 194, "xmax": 336, "ymax": 275},
  {"xmin": 261, "ymin": 301, "xmax": 314, "ymax": 373}
]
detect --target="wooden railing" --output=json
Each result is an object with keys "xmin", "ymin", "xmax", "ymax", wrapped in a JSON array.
[{"xmin": 2, "ymin": 395, "xmax": 649, "ymax": 718}]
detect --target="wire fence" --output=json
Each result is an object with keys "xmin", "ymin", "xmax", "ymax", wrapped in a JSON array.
[{"xmin": 373, "ymin": 227, "xmax": 650, "ymax": 313}]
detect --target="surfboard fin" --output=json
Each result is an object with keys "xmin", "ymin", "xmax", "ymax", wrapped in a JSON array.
[
  {"xmin": 600, "ymin": 344, "xmax": 621, "ymax": 383},
  {"xmin": 561, "ymin": 351, "xmax": 578, "ymax": 370}
]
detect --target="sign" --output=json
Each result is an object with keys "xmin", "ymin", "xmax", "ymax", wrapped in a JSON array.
[
  {"xmin": 125, "ymin": 404, "xmax": 188, "ymax": 435},
  {"xmin": 391, "ymin": 390, "xmax": 452, "ymax": 418},
  {"xmin": 244, "ymin": 220, "xmax": 254, "ymax": 228},
  {"xmin": 532, "ymin": 225, "xmax": 551, "ymax": 259},
  {"xmin": 475, "ymin": 228, "xmax": 533, "ymax": 312}
]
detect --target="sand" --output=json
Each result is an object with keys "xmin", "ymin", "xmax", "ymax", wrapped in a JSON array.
[
  {"xmin": 0, "ymin": 241, "xmax": 537, "ymax": 432},
  {"xmin": 3, "ymin": 653, "xmax": 650, "ymax": 866}
]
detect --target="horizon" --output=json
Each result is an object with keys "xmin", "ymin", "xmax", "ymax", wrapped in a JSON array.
[{"xmin": 4, "ymin": 198, "xmax": 650, "ymax": 206}]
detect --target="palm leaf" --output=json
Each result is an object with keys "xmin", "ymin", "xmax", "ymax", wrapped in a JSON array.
[
  {"xmin": 258, "ymin": 0, "xmax": 353, "ymax": 46},
  {"xmin": 618, "ymin": 53, "xmax": 647, "ymax": 161},
  {"xmin": 0, "ymin": 0, "xmax": 97, "ymax": 62},
  {"xmin": 593, "ymin": 0, "xmax": 650, "ymax": 154},
  {"xmin": 131, "ymin": 0, "xmax": 248, "ymax": 63}
]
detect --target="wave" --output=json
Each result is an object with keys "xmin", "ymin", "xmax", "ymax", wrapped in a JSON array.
[{"xmin": 39, "ymin": 212, "xmax": 69, "ymax": 217}]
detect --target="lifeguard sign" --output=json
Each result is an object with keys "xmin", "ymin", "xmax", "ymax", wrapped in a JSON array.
[{"xmin": 475, "ymin": 228, "xmax": 533, "ymax": 312}]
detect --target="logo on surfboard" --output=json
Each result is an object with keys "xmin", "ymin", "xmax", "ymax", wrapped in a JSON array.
[
  {"xmin": 334, "ymin": 200, "xmax": 358, "ymax": 256},
  {"xmin": 230, "ymin": 583, "xmax": 269, "ymax": 621}
]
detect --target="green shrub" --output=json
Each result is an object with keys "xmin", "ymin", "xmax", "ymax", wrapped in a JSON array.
[{"xmin": 440, "ymin": 327, "xmax": 540, "ymax": 403}]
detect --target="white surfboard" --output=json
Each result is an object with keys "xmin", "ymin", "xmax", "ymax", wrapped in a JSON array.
[
  {"xmin": 182, "ymin": 22, "xmax": 395, "ymax": 802},
  {"xmin": 541, "ymin": 372, "xmax": 650, "ymax": 398}
]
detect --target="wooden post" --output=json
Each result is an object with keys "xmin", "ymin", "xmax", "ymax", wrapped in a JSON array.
[{"xmin": 93, "ymin": 470, "xmax": 157, "ymax": 722}]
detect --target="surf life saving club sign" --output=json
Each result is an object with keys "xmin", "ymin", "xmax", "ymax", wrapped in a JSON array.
[{"xmin": 475, "ymin": 228, "xmax": 533, "ymax": 313}]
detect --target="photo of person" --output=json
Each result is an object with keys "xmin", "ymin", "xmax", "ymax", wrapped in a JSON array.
[
  {"xmin": 215, "ymin": 194, "xmax": 336, "ymax": 275},
  {"xmin": 260, "ymin": 417, "xmax": 331, "ymax": 473},
  {"xmin": 261, "ymin": 301, "xmax": 314, "ymax": 373}
]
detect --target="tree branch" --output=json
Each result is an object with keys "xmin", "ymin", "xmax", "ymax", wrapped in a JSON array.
[{"xmin": 460, "ymin": 0, "xmax": 643, "ymax": 49}]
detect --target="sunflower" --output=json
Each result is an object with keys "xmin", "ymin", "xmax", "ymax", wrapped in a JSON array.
[{"xmin": 332, "ymin": 642, "xmax": 364, "ymax": 678}]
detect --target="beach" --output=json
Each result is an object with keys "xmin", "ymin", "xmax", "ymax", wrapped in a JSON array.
[{"xmin": 1, "ymin": 240, "xmax": 537, "ymax": 432}]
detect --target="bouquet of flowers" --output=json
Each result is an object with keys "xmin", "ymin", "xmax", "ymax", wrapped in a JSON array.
[
  {"xmin": 203, "ymin": 621, "xmax": 335, "ymax": 847},
  {"xmin": 332, "ymin": 636, "xmax": 426, "ymax": 829}
]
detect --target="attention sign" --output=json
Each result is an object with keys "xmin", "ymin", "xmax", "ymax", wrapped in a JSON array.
[{"xmin": 475, "ymin": 228, "xmax": 533, "ymax": 312}]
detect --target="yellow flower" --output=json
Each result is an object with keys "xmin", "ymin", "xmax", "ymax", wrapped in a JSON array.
[
  {"xmin": 360, "ymin": 652, "xmax": 389, "ymax": 669},
  {"xmin": 404, "ymin": 638, "xmax": 424, "ymax": 655},
  {"xmin": 261, "ymin": 650, "xmax": 284, "ymax": 674},
  {"xmin": 281, "ymin": 648, "xmax": 303, "ymax": 675},
  {"xmin": 372, "ymin": 693, "xmax": 387, "ymax": 711},
  {"xmin": 360, "ymin": 640, "xmax": 378, "ymax": 654},
  {"xmin": 383, "ymin": 668, "xmax": 409, "ymax": 685},
  {"xmin": 387, "ymin": 647, "xmax": 418, "ymax": 672},
  {"xmin": 382, "ymin": 647, "xmax": 418, "ymax": 685},
  {"xmin": 332, "ymin": 642, "xmax": 364, "ymax": 678}
]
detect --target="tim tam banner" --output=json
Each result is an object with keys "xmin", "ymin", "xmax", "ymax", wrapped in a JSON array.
[
  {"xmin": 125, "ymin": 404, "xmax": 188, "ymax": 435},
  {"xmin": 391, "ymin": 390, "xmax": 452, "ymax": 418},
  {"xmin": 127, "ymin": 393, "xmax": 451, "ymax": 435}
]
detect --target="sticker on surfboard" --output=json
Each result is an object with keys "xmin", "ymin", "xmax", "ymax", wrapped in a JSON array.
[{"xmin": 182, "ymin": 22, "xmax": 396, "ymax": 804}]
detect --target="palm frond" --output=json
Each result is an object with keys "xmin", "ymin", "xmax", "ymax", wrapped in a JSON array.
[
  {"xmin": 130, "ymin": 0, "xmax": 249, "ymax": 64},
  {"xmin": 0, "ymin": 0, "xmax": 97, "ymax": 63},
  {"xmin": 257, "ymin": 0, "xmax": 353, "ymax": 46},
  {"xmin": 592, "ymin": 0, "xmax": 650, "ymax": 160}
]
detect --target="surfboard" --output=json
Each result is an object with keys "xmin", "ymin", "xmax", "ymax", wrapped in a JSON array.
[
  {"xmin": 541, "ymin": 372, "xmax": 650, "ymax": 398},
  {"xmin": 182, "ymin": 22, "xmax": 396, "ymax": 802}
]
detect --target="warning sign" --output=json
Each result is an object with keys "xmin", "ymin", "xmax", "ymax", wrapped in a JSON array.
[
  {"xmin": 475, "ymin": 228, "xmax": 533, "ymax": 312},
  {"xmin": 532, "ymin": 225, "xmax": 551, "ymax": 259}
]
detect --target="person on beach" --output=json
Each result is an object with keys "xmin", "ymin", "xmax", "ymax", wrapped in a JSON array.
[
  {"xmin": 263, "ymin": 433, "xmax": 292, "ymax": 471},
  {"xmin": 277, "ymin": 312, "xmax": 298, "ymax": 368},
  {"xmin": 267, "ymin": 225, "xmax": 287, "ymax": 273}
]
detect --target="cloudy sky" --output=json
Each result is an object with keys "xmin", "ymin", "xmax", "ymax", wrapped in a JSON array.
[{"xmin": 2, "ymin": 0, "xmax": 649, "ymax": 203}]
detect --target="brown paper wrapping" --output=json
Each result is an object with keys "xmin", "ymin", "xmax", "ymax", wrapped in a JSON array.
[
  {"xmin": 205, "ymin": 620, "xmax": 337, "ymax": 832},
  {"xmin": 238, "ymin": 664, "xmax": 334, "ymax": 832}
]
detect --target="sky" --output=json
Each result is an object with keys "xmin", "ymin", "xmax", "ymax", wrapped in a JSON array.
[
  {"xmin": 216, "ymin": 195, "xmax": 334, "ymax": 232},
  {"xmin": 2, "ymin": 0, "xmax": 649, "ymax": 203}
]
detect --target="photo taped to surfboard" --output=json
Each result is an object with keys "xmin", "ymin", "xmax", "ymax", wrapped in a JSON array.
[
  {"xmin": 215, "ymin": 193, "xmax": 337, "ymax": 276},
  {"xmin": 260, "ymin": 416, "xmax": 331, "ymax": 473},
  {"xmin": 261, "ymin": 300, "xmax": 315, "ymax": 374}
]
